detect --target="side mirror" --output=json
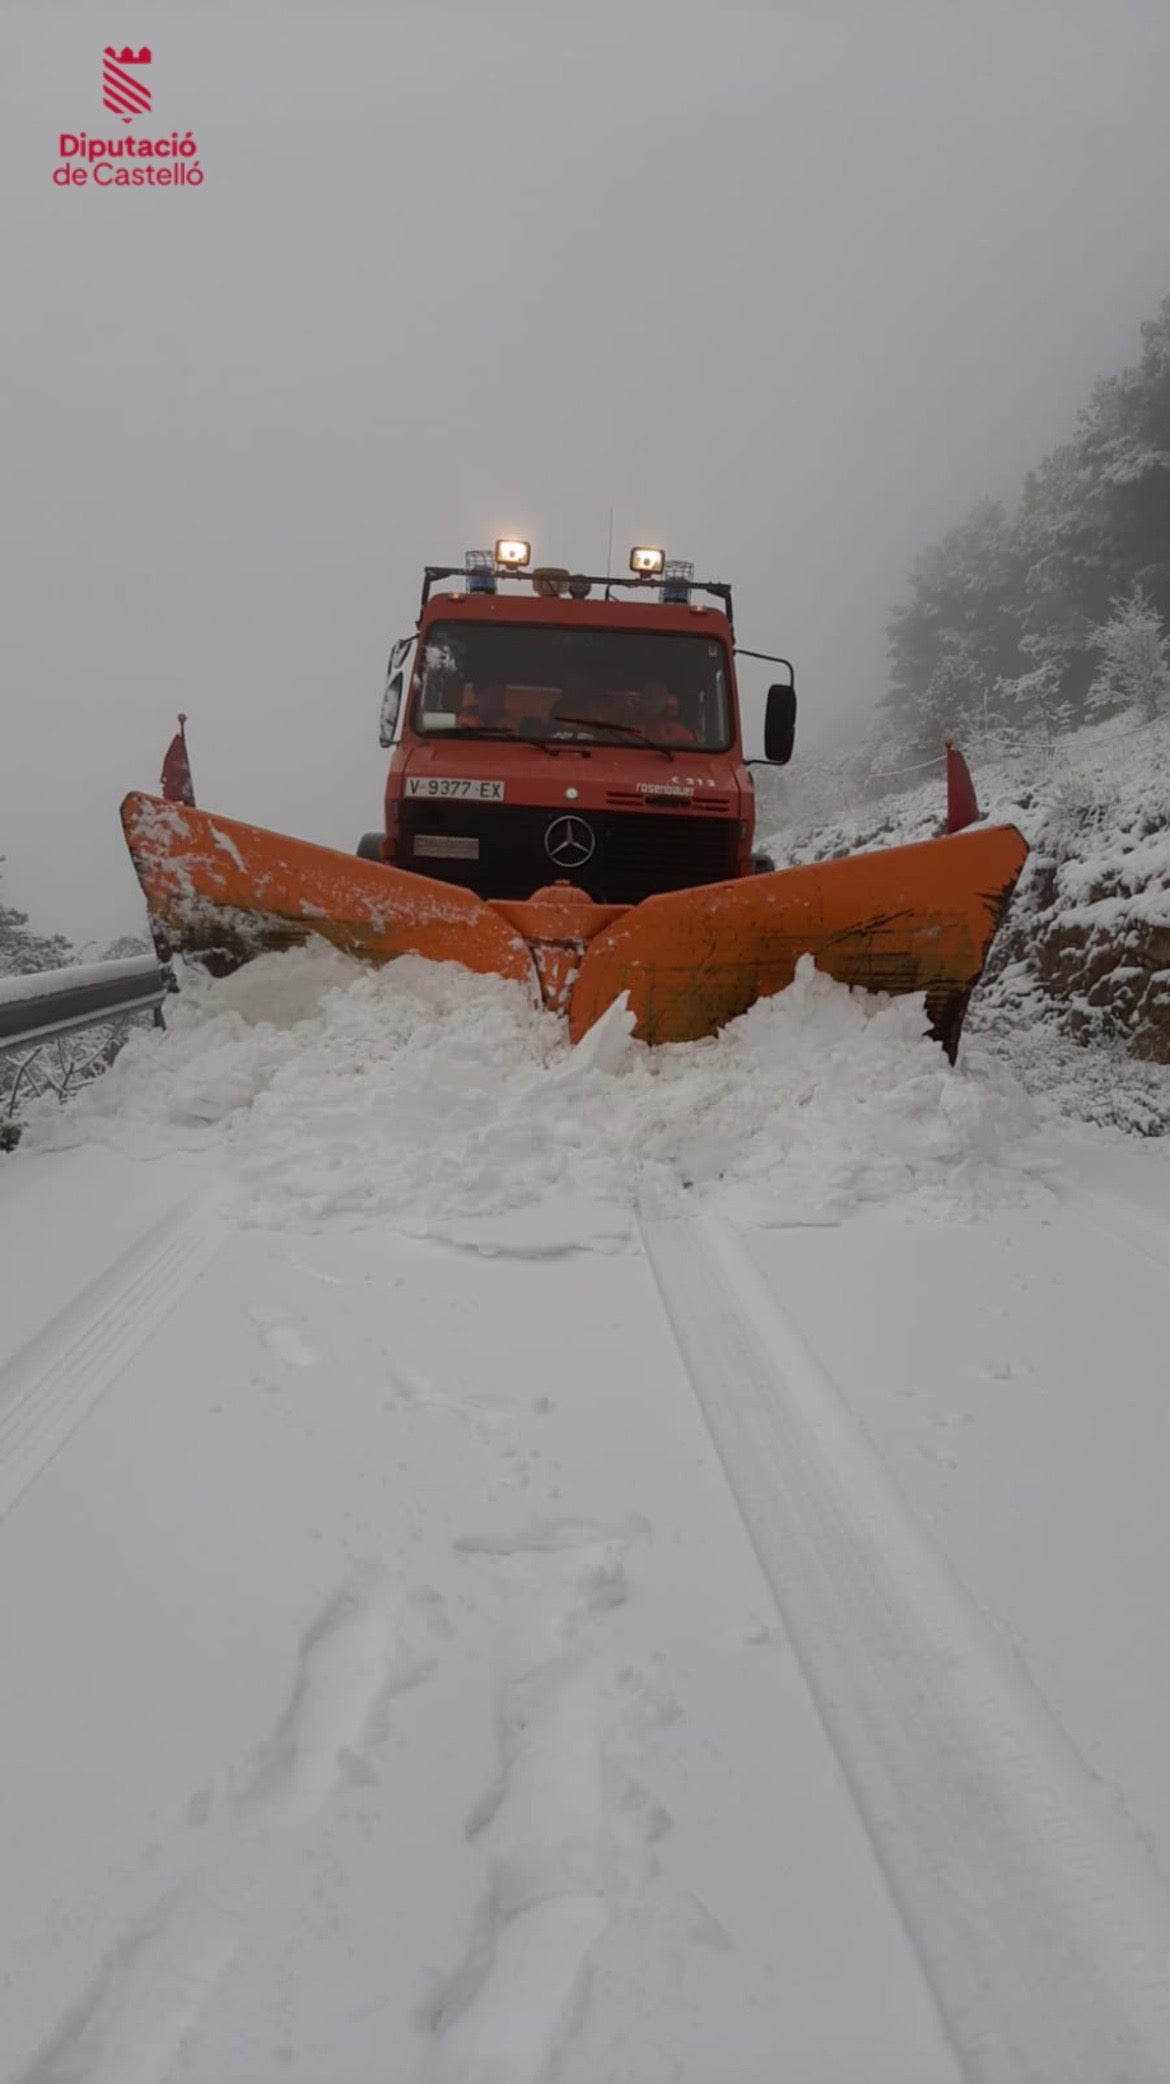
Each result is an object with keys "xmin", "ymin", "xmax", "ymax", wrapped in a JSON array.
[
  {"xmin": 764, "ymin": 681, "xmax": 797, "ymax": 765},
  {"xmin": 379, "ymin": 669, "xmax": 404, "ymax": 748},
  {"xmin": 378, "ymin": 637, "xmax": 413, "ymax": 746}
]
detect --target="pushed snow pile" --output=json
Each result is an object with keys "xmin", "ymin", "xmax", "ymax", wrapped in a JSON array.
[{"xmin": 39, "ymin": 946, "xmax": 1039, "ymax": 1244}]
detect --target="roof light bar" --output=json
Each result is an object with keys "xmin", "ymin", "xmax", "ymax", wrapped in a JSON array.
[
  {"xmin": 630, "ymin": 545, "xmax": 665, "ymax": 575},
  {"xmin": 495, "ymin": 538, "xmax": 531, "ymax": 569},
  {"xmin": 421, "ymin": 562, "xmax": 734, "ymax": 626}
]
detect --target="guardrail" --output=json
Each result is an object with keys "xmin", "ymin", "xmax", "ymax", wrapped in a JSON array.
[{"xmin": 0, "ymin": 955, "xmax": 170, "ymax": 1056}]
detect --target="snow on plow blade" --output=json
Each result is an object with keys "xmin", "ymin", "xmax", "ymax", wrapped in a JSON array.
[
  {"xmin": 569, "ymin": 824, "xmax": 1030, "ymax": 1056},
  {"xmin": 120, "ymin": 793, "xmax": 537, "ymax": 990}
]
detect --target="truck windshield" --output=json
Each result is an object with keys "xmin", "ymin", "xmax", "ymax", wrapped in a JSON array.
[{"xmin": 412, "ymin": 623, "xmax": 732, "ymax": 750}]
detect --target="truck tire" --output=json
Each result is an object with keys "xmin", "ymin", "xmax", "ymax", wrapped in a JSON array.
[
  {"xmin": 356, "ymin": 832, "xmax": 385, "ymax": 863},
  {"xmin": 751, "ymin": 852, "xmax": 775, "ymax": 875}
]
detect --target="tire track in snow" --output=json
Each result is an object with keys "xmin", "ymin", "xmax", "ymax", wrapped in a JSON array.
[
  {"xmin": 641, "ymin": 1210, "xmax": 1170, "ymax": 2084},
  {"xmin": 433, "ymin": 1658, "xmax": 609, "ymax": 2084},
  {"xmin": 0, "ymin": 1201, "xmax": 223, "ymax": 1524},
  {"xmin": 433, "ymin": 1520, "xmax": 650, "ymax": 2084},
  {"xmin": 21, "ymin": 1570, "xmax": 420, "ymax": 2084},
  {"xmin": 1055, "ymin": 1180, "xmax": 1170, "ymax": 1277}
]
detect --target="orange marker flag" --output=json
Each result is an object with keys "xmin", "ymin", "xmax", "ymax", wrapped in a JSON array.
[
  {"xmin": 945, "ymin": 739, "xmax": 979, "ymax": 834},
  {"xmin": 160, "ymin": 713, "xmax": 195, "ymax": 807}
]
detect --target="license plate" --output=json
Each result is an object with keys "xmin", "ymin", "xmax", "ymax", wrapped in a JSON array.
[{"xmin": 406, "ymin": 777, "xmax": 505, "ymax": 801}]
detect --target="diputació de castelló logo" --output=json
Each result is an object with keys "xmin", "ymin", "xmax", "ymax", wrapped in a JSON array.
[
  {"xmin": 54, "ymin": 46, "xmax": 205, "ymax": 188},
  {"xmin": 102, "ymin": 45, "xmax": 152, "ymax": 122}
]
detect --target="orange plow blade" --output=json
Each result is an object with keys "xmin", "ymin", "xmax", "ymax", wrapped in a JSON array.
[
  {"xmin": 490, "ymin": 885, "xmax": 627, "ymax": 1014},
  {"xmin": 122, "ymin": 795, "xmax": 1026, "ymax": 1059},
  {"xmin": 120, "ymin": 793, "xmax": 537, "ymax": 991},
  {"xmin": 568, "ymin": 825, "xmax": 1029, "ymax": 1054}
]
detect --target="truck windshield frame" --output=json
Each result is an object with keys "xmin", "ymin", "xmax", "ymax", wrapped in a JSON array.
[{"xmin": 411, "ymin": 622, "xmax": 733, "ymax": 751}]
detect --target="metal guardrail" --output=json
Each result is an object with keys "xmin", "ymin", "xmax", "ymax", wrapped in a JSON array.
[{"xmin": 0, "ymin": 955, "xmax": 170, "ymax": 1056}]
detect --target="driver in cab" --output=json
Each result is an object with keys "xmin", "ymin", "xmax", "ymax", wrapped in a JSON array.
[{"xmin": 640, "ymin": 680, "xmax": 697, "ymax": 746}]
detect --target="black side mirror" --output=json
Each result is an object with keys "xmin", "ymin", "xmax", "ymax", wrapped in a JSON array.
[{"xmin": 764, "ymin": 681, "xmax": 797, "ymax": 765}]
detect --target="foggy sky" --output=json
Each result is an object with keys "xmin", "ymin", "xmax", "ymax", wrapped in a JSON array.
[{"xmin": 5, "ymin": 0, "xmax": 1170, "ymax": 946}]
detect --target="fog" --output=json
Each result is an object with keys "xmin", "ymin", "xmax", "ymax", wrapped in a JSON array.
[{"xmin": 5, "ymin": 0, "xmax": 1170, "ymax": 946}]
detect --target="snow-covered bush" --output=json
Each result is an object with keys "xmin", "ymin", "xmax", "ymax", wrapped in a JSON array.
[{"xmin": 1086, "ymin": 589, "xmax": 1170, "ymax": 722}]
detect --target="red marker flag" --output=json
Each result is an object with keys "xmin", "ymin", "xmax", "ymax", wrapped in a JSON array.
[
  {"xmin": 161, "ymin": 714, "xmax": 195, "ymax": 806},
  {"xmin": 945, "ymin": 739, "xmax": 979, "ymax": 834}
]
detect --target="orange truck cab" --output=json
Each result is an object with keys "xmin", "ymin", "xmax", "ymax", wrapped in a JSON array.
[{"xmin": 361, "ymin": 548, "xmax": 797, "ymax": 910}]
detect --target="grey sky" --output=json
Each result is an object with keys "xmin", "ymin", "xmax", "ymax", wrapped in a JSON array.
[{"xmin": 5, "ymin": 1, "xmax": 1170, "ymax": 945}]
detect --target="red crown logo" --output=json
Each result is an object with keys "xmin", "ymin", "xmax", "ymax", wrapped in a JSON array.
[{"xmin": 102, "ymin": 45, "xmax": 153, "ymax": 124}]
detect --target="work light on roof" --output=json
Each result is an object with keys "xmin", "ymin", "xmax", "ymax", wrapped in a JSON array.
[
  {"xmin": 630, "ymin": 545, "xmax": 665, "ymax": 576},
  {"xmin": 495, "ymin": 538, "xmax": 531, "ymax": 569}
]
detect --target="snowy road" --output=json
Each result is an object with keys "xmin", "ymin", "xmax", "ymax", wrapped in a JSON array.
[{"xmin": 3, "ymin": 951, "xmax": 1170, "ymax": 2082}]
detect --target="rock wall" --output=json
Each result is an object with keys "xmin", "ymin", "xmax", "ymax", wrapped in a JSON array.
[{"xmin": 990, "ymin": 784, "xmax": 1170, "ymax": 1062}]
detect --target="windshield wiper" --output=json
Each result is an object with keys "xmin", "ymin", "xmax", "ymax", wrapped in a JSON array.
[
  {"xmin": 552, "ymin": 717, "xmax": 674, "ymax": 760},
  {"xmin": 435, "ymin": 726, "xmax": 560, "ymax": 756}
]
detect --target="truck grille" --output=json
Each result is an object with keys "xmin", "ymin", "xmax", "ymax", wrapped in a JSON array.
[{"xmin": 399, "ymin": 803, "xmax": 739, "ymax": 904}]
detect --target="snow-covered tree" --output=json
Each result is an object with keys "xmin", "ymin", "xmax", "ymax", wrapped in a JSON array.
[
  {"xmin": 1014, "ymin": 442, "xmax": 1108, "ymax": 714},
  {"xmin": 884, "ymin": 500, "xmax": 1026, "ymax": 753},
  {"xmin": 1086, "ymin": 588, "xmax": 1170, "ymax": 722},
  {"xmin": 995, "ymin": 659, "xmax": 1071, "ymax": 748},
  {"xmin": 885, "ymin": 296, "xmax": 1170, "ymax": 750},
  {"xmin": 1081, "ymin": 301, "xmax": 1170, "ymax": 617},
  {"xmin": 0, "ymin": 864, "xmax": 72, "ymax": 976}
]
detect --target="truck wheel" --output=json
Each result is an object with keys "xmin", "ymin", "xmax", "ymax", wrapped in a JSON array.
[
  {"xmin": 751, "ymin": 852, "xmax": 775, "ymax": 875},
  {"xmin": 356, "ymin": 832, "xmax": 385, "ymax": 863}
]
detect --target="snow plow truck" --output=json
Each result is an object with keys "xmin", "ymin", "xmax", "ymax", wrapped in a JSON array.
[{"xmin": 121, "ymin": 542, "xmax": 1028, "ymax": 1055}]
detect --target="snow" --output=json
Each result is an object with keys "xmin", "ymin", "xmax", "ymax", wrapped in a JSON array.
[
  {"xmin": 4, "ymin": 937, "xmax": 1170, "ymax": 2080},
  {"xmin": 39, "ymin": 945, "xmax": 1042, "ymax": 1240}
]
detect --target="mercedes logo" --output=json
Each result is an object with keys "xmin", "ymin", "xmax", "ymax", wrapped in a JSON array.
[{"xmin": 544, "ymin": 814, "xmax": 596, "ymax": 869}]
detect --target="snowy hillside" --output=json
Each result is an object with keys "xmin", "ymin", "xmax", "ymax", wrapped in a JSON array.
[{"xmin": 759, "ymin": 712, "xmax": 1170, "ymax": 1133}]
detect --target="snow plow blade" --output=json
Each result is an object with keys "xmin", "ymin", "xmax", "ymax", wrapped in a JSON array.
[
  {"xmin": 122, "ymin": 795, "xmax": 1025, "ymax": 1059},
  {"xmin": 120, "ymin": 793, "xmax": 537, "ymax": 990},
  {"xmin": 569, "ymin": 824, "xmax": 1029, "ymax": 1056}
]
